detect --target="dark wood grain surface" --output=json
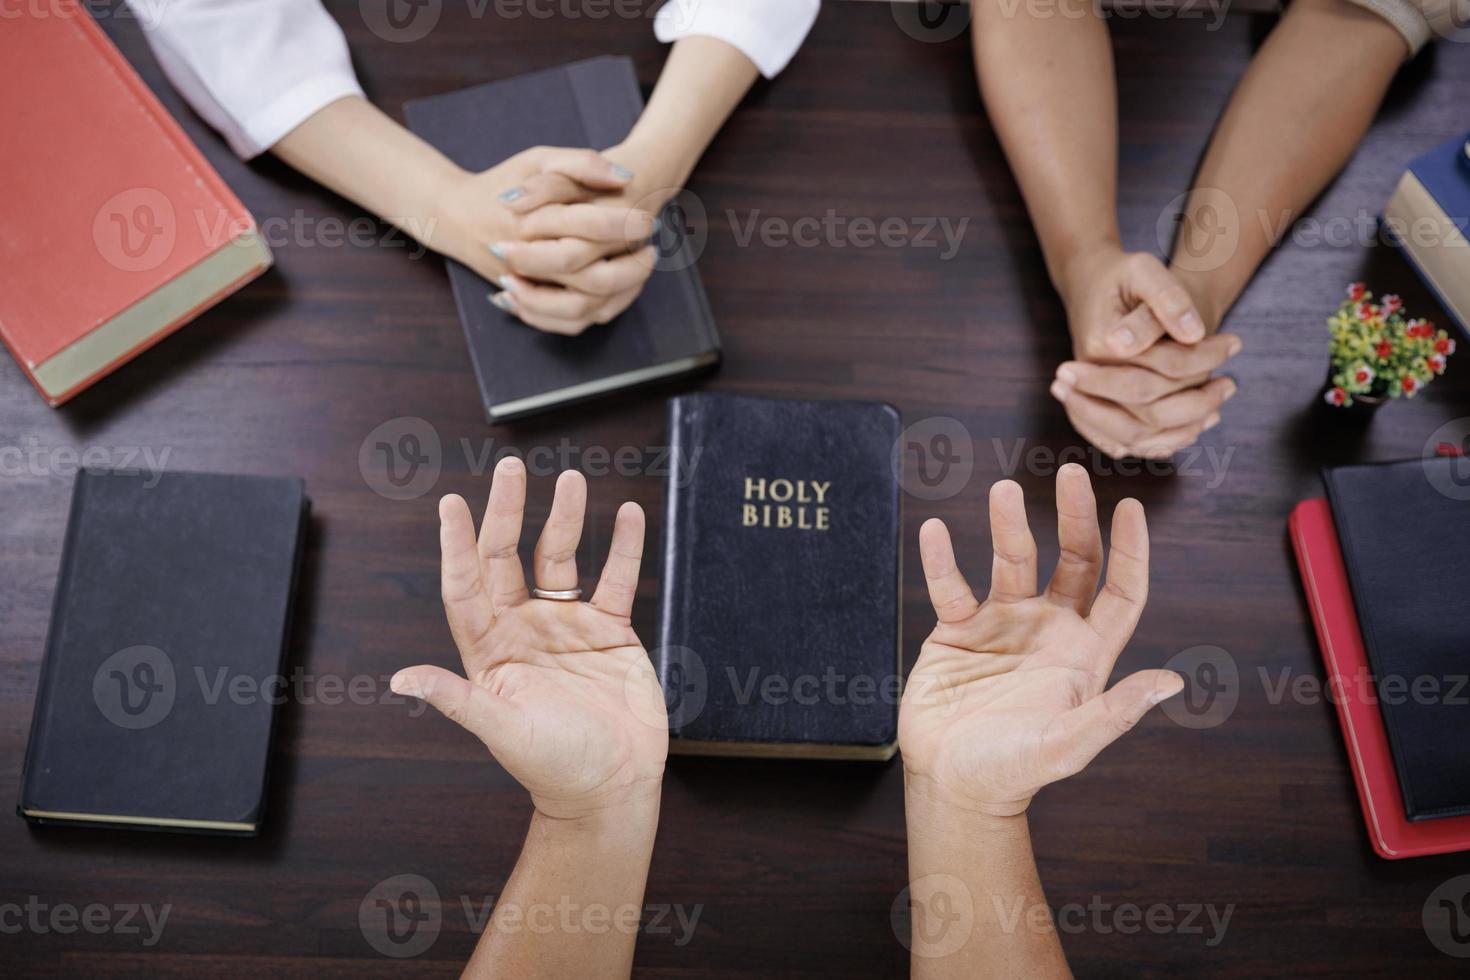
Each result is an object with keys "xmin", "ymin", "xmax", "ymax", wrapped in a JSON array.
[{"xmin": 4, "ymin": 2, "xmax": 1469, "ymax": 976}]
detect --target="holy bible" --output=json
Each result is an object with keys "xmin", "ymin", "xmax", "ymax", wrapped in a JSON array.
[
  {"xmin": 19, "ymin": 469, "xmax": 308, "ymax": 834},
  {"xmin": 656, "ymin": 393, "xmax": 902, "ymax": 759}
]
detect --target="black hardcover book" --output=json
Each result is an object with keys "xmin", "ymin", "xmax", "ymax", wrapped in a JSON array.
[
  {"xmin": 404, "ymin": 56, "xmax": 719, "ymax": 422},
  {"xmin": 657, "ymin": 393, "xmax": 902, "ymax": 759},
  {"xmin": 19, "ymin": 469, "xmax": 308, "ymax": 835},
  {"xmin": 1323, "ymin": 457, "xmax": 1470, "ymax": 820}
]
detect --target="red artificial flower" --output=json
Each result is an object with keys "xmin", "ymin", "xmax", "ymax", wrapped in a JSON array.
[
  {"xmin": 1375, "ymin": 340, "xmax": 1393, "ymax": 359},
  {"xmin": 1436, "ymin": 337, "xmax": 1456, "ymax": 355},
  {"xmin": 1347, "ymin": 282, "xmax": 1367, "ymax": 301},
  {"xmin": 1429, "ymin": 354, "xmax": 1447, "ymax": 373},
  {"xmin": 1401, "ymin": 376, "xmax": 1418, "ymax": 394},
  {"xmin": 1354, "ymin": 365, "xmax": 1374, "ymax": 385},
  {"xmin": 1383, "ymin": 294, "xmax": 1403, "ymax": 314},
  {"xmin": 1358, "ymin": 302, "xmax": 1377, "ymax": 322},
  {"xmin": 1324, "ymin": 387, "xmax": 1348, "ymax": 407}
]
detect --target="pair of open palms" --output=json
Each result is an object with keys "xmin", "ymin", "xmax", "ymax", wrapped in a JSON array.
[{"xmin": 391, "ymin": 459, "xmax": 1182, "ymax": 819}]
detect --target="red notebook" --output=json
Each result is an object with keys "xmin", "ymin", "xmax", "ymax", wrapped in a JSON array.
[
  {"xmin": 1289, "ymin": 497, "xmax": 1470, "ymax": 859},
  {"xmin": 0, "ymin": 2, "xmax": 271, "ymax": 406}
]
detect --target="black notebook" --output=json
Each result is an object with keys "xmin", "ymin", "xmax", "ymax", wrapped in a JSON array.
[
  {"xmin": 657, "ymin": 393, "xmax": 902, "ymax": 760},
  {"xmin": 1323, "ymin": 458, "xmax": 1470, "ymax": 820},
  {"xmin": 19, "ymin": 469, "xmax": 308, "ymax": 835},
  {"xmin": 404, "ymin": 56, "xmax": 720, "ymax": 422}
]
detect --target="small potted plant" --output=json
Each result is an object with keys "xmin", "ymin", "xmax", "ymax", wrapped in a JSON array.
[{"xmin": 1323, "ymin": 282, "xmax": 1455, "ymax": 412}]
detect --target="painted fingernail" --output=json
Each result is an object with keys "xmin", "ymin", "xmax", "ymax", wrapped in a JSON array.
[
  {"xmin": 1180, "ymin": 311, "xmax": 1204, "ymax": 339},
  {"xmin": 488, "ymin": 291, "xmax": 514, "ymax": 310},
  {"xmin": 489, "ymin": 242, "xmax": 509, "ymax": 261},
  {"xmin": 610, "ymin": 163, "xmax": 634, "ymax": 180},
  {"xmin": 1050, "ymin": 379, "xmax": 1072, "ymax": 402},
  {"xmin": 1108, "ymin": 325, "xmax": 1136, "ymax": 352},
  {"xmin": 1149, "ymin": 676, "xmax": 1185, "ymax": 704},
  {"xmin": 1222, "ymin": 378, "xmax": 1239, "ymax": 400},
  {"xmin": 498, "ymin": 186, "xmax": 524, "ymax": 203},
  {"xmin": 1056, "ymin": 364, "xmax": 1079, "ymax": 386},
  {"xmin": 497, "ymin": 275, "xmax": 516, "ymax": 291},
  {"xmin": 1204, "ymin": 411, "xmax": 1222, "ymax": 431},
  {"xmin": 389, "ymin": 674, "xmax": 422, "ymax": 699}
]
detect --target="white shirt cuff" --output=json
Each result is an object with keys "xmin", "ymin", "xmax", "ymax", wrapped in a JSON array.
[
  {"xmin": 654, "ymin": 0, "xmax": 819, "ymax": 78},
  {"xmin": 128, "ymin": 0, "xmax": 367, "ymax": 160},
  {"xmin": 234, "ymin": 71, "xmax": 365, "ymax": 159}
]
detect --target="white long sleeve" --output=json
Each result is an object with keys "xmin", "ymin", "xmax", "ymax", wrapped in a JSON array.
[
  {"xmin": 125, "ymin": 0, "xmax": 816, "ymax": 161},
  {"xmin": 124, "ymin": 0, "xmax": 364, "ymax": 159},
  {"xmin": 654, "ymin": 0, "xmax": 819, "ymax": 78}
]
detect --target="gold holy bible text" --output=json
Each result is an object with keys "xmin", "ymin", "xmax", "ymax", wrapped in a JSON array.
[{"xmin": 742, "ymin": 477, "xmax": 832, "ymax": 531}]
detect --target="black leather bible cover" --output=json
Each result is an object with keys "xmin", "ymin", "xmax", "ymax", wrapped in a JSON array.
[
  {"xmin": 403, "ymin": 56, "xmax": 719, "ymax": 422},
  {"xmin": 657, "ymin": 393, "xmax": 901, "ymax": 759},
  {"xmin": 1323, "ymin": 457, "xmax": 1470, "ymax": 820},
  {"xmin": 19, "ymin": 469, "xmax": 308, "ymax": 834}
]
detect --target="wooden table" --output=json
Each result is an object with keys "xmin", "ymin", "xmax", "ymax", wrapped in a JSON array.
[{"xmin": 4, "ymin": 2, "xmax": 1468, "ymax": 975}]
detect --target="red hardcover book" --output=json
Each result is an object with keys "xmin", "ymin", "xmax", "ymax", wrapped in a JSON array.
[
  {"xmin": 1289, "ymin": 497, "xmax": 1470, "ymax": 859},
  {"xmin": 0, "ymin": 2, "xmax": 271, "ymax": 406}
]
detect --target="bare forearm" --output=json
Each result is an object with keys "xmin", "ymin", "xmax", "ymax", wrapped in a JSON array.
[
  {"xmin": 1169, "ymin": 0, "xmax": 1404, "ymax": 325},
  {"xmin": 272, "ymin": 95, "xmax": 461, "ymax": 234},
  {"xmin": 465, "ymin": 792, "xmax": 661, "ymax": 980},
  {"xmin": 905, "ymin": 777, "xmax": 1071, "ymax": 980},
  {"xmin": 971, "ymin": 0, "xmax": 1119, "ymax": 289},
  {"xmin": 614, "ymin": 36, "xmax": 761, "ymax": 197}
]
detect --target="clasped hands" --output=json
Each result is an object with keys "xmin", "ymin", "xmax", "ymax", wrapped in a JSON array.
[
  {"xmin": 1050, "ymin": 246, "xmax": 1244, "ymax": 459},
  {"xmin": 430, "ymin": 145, "xmax": 667, "ymax": 336}
]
